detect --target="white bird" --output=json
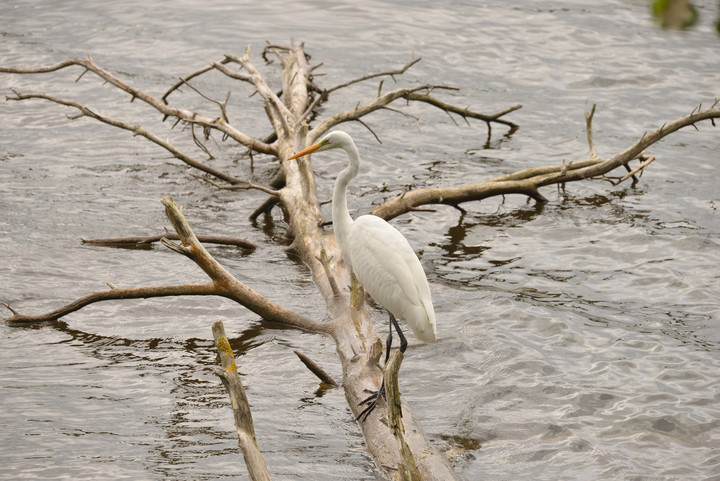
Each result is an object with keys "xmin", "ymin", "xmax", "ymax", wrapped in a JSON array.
[{"xmin": 289, "ymin": 131, "xmax": 437, "ymax": 419}]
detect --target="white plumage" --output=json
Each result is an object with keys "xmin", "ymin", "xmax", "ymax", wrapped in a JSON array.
[
  {"xmin": 289, "ymin": 131, "xmax": 437, "ymax": 344},
  {"xmin": 348, "ymin": 215, "xmax": 437, "ymax": 343}
]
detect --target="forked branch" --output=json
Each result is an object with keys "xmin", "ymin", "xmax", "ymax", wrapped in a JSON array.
[
  {"xmin": 1, "ymin": 56, "xmax": 276, "ymax": 155},
  {"xmin": 3, "ymin": 197, "xmax": 326, "ymax": 334},
  {"xmin": 5, "ymin": 90, "xmax": 247, "ymax": 185},
  {"xmin": 308, "ymin": 84, "xmax": 518, "ymax": 144}
]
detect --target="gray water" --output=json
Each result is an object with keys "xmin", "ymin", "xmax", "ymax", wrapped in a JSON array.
[{"xmin": 1, "ymin": 1, "xmax": 719, "ymax": 480}]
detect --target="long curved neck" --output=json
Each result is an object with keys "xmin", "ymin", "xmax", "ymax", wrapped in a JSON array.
[{"xmin": 332, "ymin": 140, "xmax": 360, "ymax": 254}]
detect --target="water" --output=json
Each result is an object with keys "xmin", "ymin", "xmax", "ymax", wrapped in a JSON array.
[{"xmin": 1, "ymin": 1, "xmax": 719, "ymax": 479}]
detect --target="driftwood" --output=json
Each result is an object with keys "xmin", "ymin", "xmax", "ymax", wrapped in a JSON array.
[
  {"xmin": 212, "ymin": 320, "xmax": 271, "ymax": 481},
  {"xmin": 82, "ymin": 233, "xmax": 258, "ymax": 250},
  {"xmin": 2, "ymin": 41, "xmax": 719, "ymax": 480}
]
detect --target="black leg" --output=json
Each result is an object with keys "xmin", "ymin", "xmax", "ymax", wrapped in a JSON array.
[
  {"xmin": 389, "ymin": 313, "xmax": 407, "ymax": 355},
  {"xmin": 355, "ymin": 311, "xmax": 407, "ymax": 422},
  {"xmin": 385, "ymin": 311, "xmax": 393, "ymax": 364}
]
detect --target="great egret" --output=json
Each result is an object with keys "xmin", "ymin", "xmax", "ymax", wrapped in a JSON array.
[{"xmin": 289, "ymin": 131, "xmax": 437, "ymax": 419}]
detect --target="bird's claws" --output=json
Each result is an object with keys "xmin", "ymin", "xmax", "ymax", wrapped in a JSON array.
[
  {"xmin": 359, "ymin": 389, "xmax": 380, "ymax": 405},
  {"xmin": 355, "ymin": 384, "xmax": 386, "ymax": 422}
]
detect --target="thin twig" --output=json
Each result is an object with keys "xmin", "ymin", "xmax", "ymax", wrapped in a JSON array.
[
  {"xmin": 190, "ymin": 173, "xmax": 280, "ymax": 196},
  {"xmin": 325, "ymin": 57, "xmax": 422, "ymax": 96}
]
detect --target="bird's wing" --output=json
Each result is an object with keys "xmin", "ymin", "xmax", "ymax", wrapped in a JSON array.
[{"xmin": 348, "ymin": 215, "xmax": 436, "ymax": 342}]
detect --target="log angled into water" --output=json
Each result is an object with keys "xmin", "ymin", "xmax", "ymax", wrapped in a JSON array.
[{"xmin": 212, "ymin": 320, "xmax": 272, "ymax": 481}]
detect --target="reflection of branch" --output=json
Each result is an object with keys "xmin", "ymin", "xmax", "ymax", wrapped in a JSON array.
[
  {"xmin": 212, "ymin": 321, "xmax": 272, "ymax": 481},
  {"xmin": 372, "ymin": 103, "xmax": 720, "ymax": 221}
]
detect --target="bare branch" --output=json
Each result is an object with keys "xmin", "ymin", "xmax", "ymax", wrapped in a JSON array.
[
  {"xmin": 307, "ymin": 85, "xmax": 519, "ymax": 143},
  {"xmin": 178, "ymin": 77, "xmax": 231, "ymax": 124},
  {"xmin": 3, "ymin": 283, "xmax": 219, "ymax": 324},
  {"xmin": 161, "ymin": 56, "xmax": 234, "ymax": 103},
  {"xmin": 294, "ymin": 349, "xmax": 338, "ymax": 386},
  {"xmin": 385, "ymin": 350, "xmax": 422, "ymax": 481},
  {"xmin": 620, "ymin": 155, "xmax": 655, "ymax": 183},
  {"xmin": 404, "ymin": 91, "xmax": 521, "ymax": 128},
  {"xmin": 3, "ymin": 197, "xmax": 325, "ymax": 333},
  {"xmin": 325, "ymin": 57, "xmax": 422, "ymax": 96},
  {"xmin": 249, "ymin": 196, "xmax": 281, "ymax": 221},
  {"xmin": 533, "ymin": 103, "xmax": 720, "ymax": 187},
  {"xmin": 585, "ymin": 102, "xmax": 598, "ymax": 158},
  {"xmin": 2, "ymin": 57, "xmax": 276, "ymax": 155},
  {"xmin": 307, "ymin": 85, "xmax": 447, "ymax": 143},
  {"xmin": 5, "ymin": 90, "xmax": 249, "ymax": 184},
  {"xmin": 161, "ymin": 196, "xmax": 328, "ymax": 333},
  {"xmin": 372, "ymin": 104, "xmax": 720, "ymax": 220},
  {"xmin": 224, "ymin": 47, "xmax": 293, "ymax": 136},
  {"xmin": 190, "ymin": 173, "xmax": 280, "ymax": 196},
  {"xmin": 82, "ymin": 233, "xmax": 259, "ymax": 250}
]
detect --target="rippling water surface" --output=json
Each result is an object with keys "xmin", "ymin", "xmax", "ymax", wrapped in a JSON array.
[{"xmin": 1, "ymin": 1, "xmax": 719, "ymax": 480}]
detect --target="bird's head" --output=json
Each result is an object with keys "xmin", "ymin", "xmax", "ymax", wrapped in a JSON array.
[{"xmin": 288, "ymin": 131, "xmax": 353, "ymax": 160}]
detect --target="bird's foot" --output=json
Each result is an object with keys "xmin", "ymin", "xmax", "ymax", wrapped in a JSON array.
[{"xmin": 355, "ymin": 384, "xmax": 386, "ymax": 422}]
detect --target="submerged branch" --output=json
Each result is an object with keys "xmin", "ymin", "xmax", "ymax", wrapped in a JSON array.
[
  {"xmin": 3, "ymin": 284, "xmax": 219, "ymax": 324},
  {"xmin": 82, "ymin": 233, "xmax": 258, "ymax": 250}
]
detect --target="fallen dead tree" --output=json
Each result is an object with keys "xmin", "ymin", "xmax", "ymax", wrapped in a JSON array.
[{"xmin": 2, "ymin": 41, "xmax": 718, "ymax": 480}]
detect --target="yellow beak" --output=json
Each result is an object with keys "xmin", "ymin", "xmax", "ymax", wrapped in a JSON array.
[{"xmin": 288, "ymin": 141, "xmax": 323, "ymax": 160}]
